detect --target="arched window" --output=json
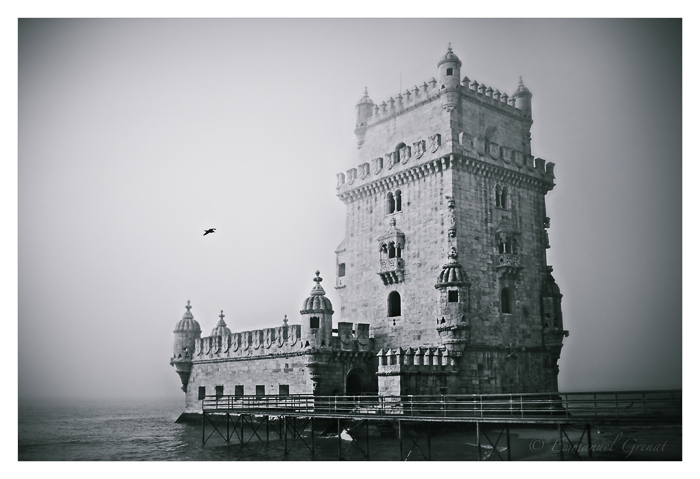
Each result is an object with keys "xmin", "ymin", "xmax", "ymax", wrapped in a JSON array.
[
  {"xmin": 501, "ymin": 186, "xmax": 509, "ymax": 209},
  {"xmin": 396, "ymin": 245, "xmax": 402, "ymax": 258},
  {"xmin": 395, "ymin": 190, "xmax": 402, "ymax": 212},
  {"xmin": 495, "ymin": 185, "xmax": 502, "ymax": 208},
  {"xmin": 501, "ymin": 288, "xmax": 511, "ymax": 314},
  {"xmin": 387, "ymin": 192, "xmax": 395, "ymax": 214},
  {"xmin": 388, "ymin": 291, "xmax": 401, "ymax": 317},
  {"xmin": 388, "ymin": 242, "xmax": 396, "ymax": 259}
]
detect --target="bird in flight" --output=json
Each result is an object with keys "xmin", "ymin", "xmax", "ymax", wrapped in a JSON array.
[{"xmin": 203, "ymin": 228, "xmax": 216, "ymax": 236}]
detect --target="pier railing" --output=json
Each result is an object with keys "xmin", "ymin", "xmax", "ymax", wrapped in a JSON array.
[{"xmin": 202, "ymin": 389, "xmax": 681, "ymax": 423}]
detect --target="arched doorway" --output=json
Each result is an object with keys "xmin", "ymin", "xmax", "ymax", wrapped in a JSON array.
[{"xmin": 346, "ymin": 368, "xmax": 366, "ymax": 395}]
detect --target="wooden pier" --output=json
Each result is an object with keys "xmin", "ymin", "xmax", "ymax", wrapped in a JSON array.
[{"xmin": 200, "ymin": 389, "xmax": 681, "ymax": 460}]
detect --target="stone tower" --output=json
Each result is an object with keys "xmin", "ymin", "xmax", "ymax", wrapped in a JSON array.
[{"xmin": 335, "ymin": 46, "xmax": 568, "ymax": 395}]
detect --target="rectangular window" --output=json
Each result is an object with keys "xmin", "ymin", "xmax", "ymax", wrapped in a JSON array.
[
  {"xmin": 279, "ymin": 385, "xmax": 289, "ymax": 396},
  {"xmin": 310, "ymin": 317, "xmax": 319, "ymax": 328},
  {"xmin": 234, "ymin": 385, "xmax": 244, "ymax": 397},
  {"xmin": 256, "ymin": 385, "xmax": 265, "ymax": 396},
  {"xmin": 446, "ymin": 68, "xmax": 453, "ymax": 76},
  {"xmin": 448, "ymin": 291, "xmax": 459, "ymax": 303},
  {"xmin": 338, "ymin": 263, "xmax": 346, "ymax": 277},
  {"xmin": 198, "ymin": 386, "xmax": 206, "ymax": 400},
  {"xmin": 215, "ymin": 385, "xmax": 224, "ymax": 398}
]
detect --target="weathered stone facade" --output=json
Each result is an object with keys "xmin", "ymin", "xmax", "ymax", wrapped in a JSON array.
[
  {"xmin": 171, "ymin": 46, "xmax": 567, "ymax": 413},
  {"xmin": 335, "ymin": 45, "xmax": 567, "ymax": 395}
]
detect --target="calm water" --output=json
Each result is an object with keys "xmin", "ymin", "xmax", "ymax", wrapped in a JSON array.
[{"xmin": 18, "ymin": 397, "xmax": 681, "ymax": 461}]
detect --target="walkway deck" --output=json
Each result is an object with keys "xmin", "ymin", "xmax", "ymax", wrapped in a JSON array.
[{"xmin": 200, "ymin": 389, "xmax": 681, "ymax": 460}]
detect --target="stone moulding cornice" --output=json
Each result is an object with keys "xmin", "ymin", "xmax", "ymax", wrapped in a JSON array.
[
  {"xmin": 193, "ymin": 350, "xmax": 308, "ymax": 364},
  {"xmin": 300, "ymin": 308, "xmax": 334, "ymax": 315},
  {"xmin": 464, "ymin": 345, "xmax": 552, "ymax": 354},
  {"xmin": 337, "ymin": 154, "xmax": 554, "ymax": 204},
  {"xmin": 376, "ymin": 370, "xmax": 458, "ymax": 377}
]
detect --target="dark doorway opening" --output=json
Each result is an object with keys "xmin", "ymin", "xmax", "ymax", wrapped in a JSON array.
[{"xmin": 346, "ymin": 368, "xmax": 365, "ymax": 395}]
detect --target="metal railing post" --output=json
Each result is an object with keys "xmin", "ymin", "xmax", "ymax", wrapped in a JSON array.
[
  {"xmin": 520, "ymin": 395, "xmax": 524, "ymax": 418},
  {"xmin": 593, "ymin": 393, "xmax": 597, "ymax": 418}
]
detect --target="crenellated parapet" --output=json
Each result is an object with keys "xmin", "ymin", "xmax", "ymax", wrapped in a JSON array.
[
  {"xmin": 194, "ymin": 321, "xmax": 303, "ymax": 361},
  {"xmin": 376, "ymin": 347, "xmax": 461, "ymax": 377},
  {"xmin": 364, "ymin": 74, "xmax": 526, "ymax": 128},
  {"xmin": 192, "ymin": 320, "xmax": 373, "ymax": 362}
]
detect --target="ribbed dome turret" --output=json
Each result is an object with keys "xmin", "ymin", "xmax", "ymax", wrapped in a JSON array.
[
  {"xmin": 175, "ymin": 300, "xmax": 201, "ymax": 332},
  {"xmin": 513, "ymin": 76, "xmax": 532, "ymax": 98},
  {"xmin": 542, "ymin": 266, "xmax": 561, "ymax": 297},
  {"xmin": 211, "ymin": 310, "xmax": 231, "ymax": 336},
  {"xmin": 435, "ymin": 248, "xmax": 470, "ymax": 288},
  {"xmin": 356, "ymin": 87, "xmax": 374, "ymax": 106},
  {"xmin": 437, "ymin": 44, "xmax": 462, "ymax": 68},
  {"xmin": 300, "ymin": 271, "xmax": 334, "ymax": 313}
]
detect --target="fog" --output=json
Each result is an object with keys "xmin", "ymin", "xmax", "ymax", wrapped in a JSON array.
[{"xmin": 18, "ymin": 19, "xmax": 682, "ymax": 402}]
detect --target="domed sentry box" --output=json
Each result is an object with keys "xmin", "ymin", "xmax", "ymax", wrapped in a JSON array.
[
  {"xmin": 300, "ymin": 271, "xmax": 334, "ymax": 350},
  {"xmin": 171, "ymin": 300, "xmax": 202, "ymax": 391},
  {"xmin": 434, "ymin": 247, "xmax": 471, "ymax": 358}
]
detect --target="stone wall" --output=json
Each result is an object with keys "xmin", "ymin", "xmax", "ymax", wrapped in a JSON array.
[{"xmin": 183, "ymin": 353, "xmax": 311, "ymax": 413}]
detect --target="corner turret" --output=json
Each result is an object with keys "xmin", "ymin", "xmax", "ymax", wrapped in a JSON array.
[
  {"xmin": 438, "ymin": 44, "xmax": 462, "ymax": 112},
  {"xmin": 300, "ymin": 271, "xmax": 334, "ymax": 349},
  {"xmin": 171, "ymin": 300, "xmax": 201, "ymax": 391},
  {"xmin": 354, "ymin": 87, "xmax": 374, "ymax": 148},
  {"xmin": 513, "ymin": 76, "xmax": 532, "ymax": 118},
  {"xmin": 435, "ymin": 247, "xmax": 471, "ymax": 359}
]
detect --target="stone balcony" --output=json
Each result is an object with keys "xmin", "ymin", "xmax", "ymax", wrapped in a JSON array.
[
  {"xmin": 378, "ymin": 257, "xmax": 404, "ymax": 285},
  {"xmin": 495, "ymin": 253, "xmax": 524, "ymax": 279}
]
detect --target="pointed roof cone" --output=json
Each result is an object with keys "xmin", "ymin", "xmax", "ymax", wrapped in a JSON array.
[
  {"xmin": 175, "ymin": 300, "xmax": 201, "ymax": 332},
  {"xmin": 435, "ymin": 247, "xmax": 470, "ymax": 288},
  {"xmin": 357, "ymin": 87, "xmax": 373, "ymax": 105},
  {"xmin": 438, "ymin": 42, "xmax": 462, "ymax": 67},
  {"xmin": 301, "ymin": 271, "xmax": 334, "ymax": 313},
  {"xmin": 513, "ymin": 76, "xmax": 532, "ymax": 97},
  {"xmin": 211, "ymin": 310, "xmax": 231, "ymax": 336}
]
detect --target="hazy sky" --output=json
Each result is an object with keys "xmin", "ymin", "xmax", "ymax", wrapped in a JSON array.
[{"xmin": 18, "ymin": 19, "xmax": 682, "ymax": 401}]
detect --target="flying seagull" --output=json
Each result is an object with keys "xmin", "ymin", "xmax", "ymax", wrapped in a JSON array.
[{"xmin": 203, "ymin": 228, "xmax": 216, "ymax": 236}]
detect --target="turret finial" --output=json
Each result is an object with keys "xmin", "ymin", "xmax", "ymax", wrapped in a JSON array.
[
  {"xmin": 448, "ymin": 246, "xmax": 458, "ymax": 262},
  {"xmin": 519, "ymin": 76, "xmax": 523, "ymax": 86},
  {"xmin": 447, "ymin": 42, "xmax": 452, "ymax": 51},
  {"xmin": 185, "ymin": 300, "xmax": 192, "ymax": 312},
  {"xmin": 283, "ymin": 314, "xmax": 288, "ymax": 326},
  {"xmin": 219, "ymin": 310, "xmax": 225, "ymax": 321},
  {"xmin": 313, "ymin": 270, "xmax": 322, "ymax": 284}
]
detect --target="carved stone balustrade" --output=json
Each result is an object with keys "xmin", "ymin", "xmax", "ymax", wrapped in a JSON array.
[
  {"xmin": 378, "ymin": 257, "xmax": 405, "ymax": 285},
  {"xmin": 495, "ymin": 253, "xmax": 523, "ymax": 279}
]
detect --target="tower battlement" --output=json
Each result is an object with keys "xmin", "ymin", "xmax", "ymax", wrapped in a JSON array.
[
  {"xmin": 189, "ymin": 319, "xmax": 373, "ymax": 362},
  {"xmin": 364, "ymin": 75, "xmax": 524, "ymax": 128}
]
